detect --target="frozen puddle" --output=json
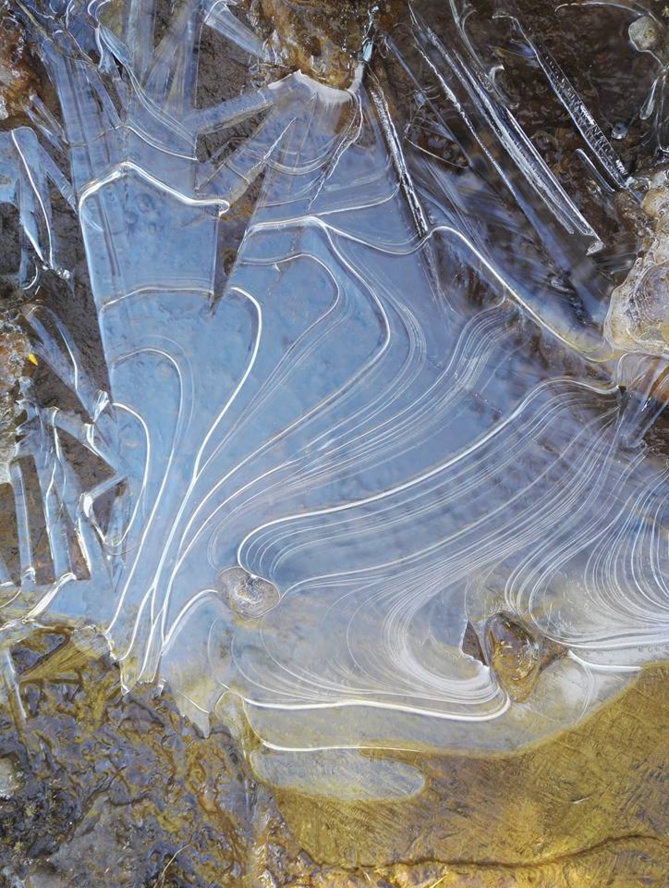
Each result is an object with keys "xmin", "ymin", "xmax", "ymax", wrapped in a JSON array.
[{"xmin": 0, "ymin": 0, "xmax": 668, "ymax": 771}]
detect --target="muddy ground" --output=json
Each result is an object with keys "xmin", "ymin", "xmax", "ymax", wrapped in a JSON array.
[{"xmin": 0, "ymin": 628, "xmax": 668, "ymax": 886}]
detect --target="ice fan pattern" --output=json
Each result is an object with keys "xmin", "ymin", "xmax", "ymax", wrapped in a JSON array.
[{"xmin": 2, "ymin": 0, "xmax": 669, "ymax": 753}]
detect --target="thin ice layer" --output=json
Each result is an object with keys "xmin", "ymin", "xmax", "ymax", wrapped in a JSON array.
[{"xmin": 0, "ymin": 0, "xmax": 668, "ymax": 752}]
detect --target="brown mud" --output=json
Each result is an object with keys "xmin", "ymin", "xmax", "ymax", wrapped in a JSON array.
[
  {"xmin": 0, "ymin": 0, "xmax": 39, "ymax": 123},
  {"xmin": 0, "ymin": 629, "xmax": 667, "ymax": 885},
  {"xmin": 246, "ymin": 0, "xmax": 406, "ymax": 88}
]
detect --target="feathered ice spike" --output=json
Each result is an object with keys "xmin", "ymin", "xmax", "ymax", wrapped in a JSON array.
[
  {"xmin": 204, "ymin": 0, "xmax": 267, "ymax": 59},
  {"xmin": 0, "ymin": 128, "xmax": 75, "ymax": 287},
  {"xmin": 494, "ymin": 0, "xmax": 629, "ymax": 190},
  {"xmin": 559, "ymin": 0, "xmax": 669, "ymax": 152}
]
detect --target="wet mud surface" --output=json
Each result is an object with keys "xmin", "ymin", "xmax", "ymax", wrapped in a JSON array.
[
  {"xmin": 0, "ymin": 629, "xmax": 667, "ymax": 886},
  {"xmin": 0, "ymin": 0, "xmax": 39, "ymax": 123}
]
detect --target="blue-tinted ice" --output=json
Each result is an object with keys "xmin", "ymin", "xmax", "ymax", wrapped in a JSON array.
[{"xmin": 2, "ymin": 0, "xmax": 669, "ymax": 754}]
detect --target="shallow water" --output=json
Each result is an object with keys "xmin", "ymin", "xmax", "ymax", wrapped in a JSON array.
[
  {"xmin": 0, "ymin": 628, "xmax": 668, "ymax": 884},
  {"xmin": 1, "ymin": 0, "xmax": 669, "ymax": 882}
]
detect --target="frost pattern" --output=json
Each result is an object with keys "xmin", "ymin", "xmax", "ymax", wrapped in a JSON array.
[{"xmin": 1, "ymin": 0, "xmax": 669, "ymax": 752}]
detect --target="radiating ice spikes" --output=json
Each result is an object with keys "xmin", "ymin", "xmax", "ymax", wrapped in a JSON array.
[
  {"xmin": 493, "ymin": 0, "xmax": 629, "ymax": 192},
  {"xmin": 204, "ymin": 0, "xmax": 268, "ymax": 60},
  {"xmin": 0, "ymin": 127, "xmax": 74, "ymax": 287},
  {"xmin": 388, "ymin": 12, "xmax": 612, "ymax": 361},
  {"xmin": 15, "ymin": 384, "xmax": 115, "ymax": 588},
  {"xmin": 559, "ymin": 0, "xmax": 669, "ymax": 151},
  {"xmin": 405, "ymin": 8, "xmax": 604, "ymax": 243}
]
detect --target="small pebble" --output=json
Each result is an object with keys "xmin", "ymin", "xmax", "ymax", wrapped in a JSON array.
[{"xmin": 0, "ymin": 757, "xmax": 21, "ymax": 798}]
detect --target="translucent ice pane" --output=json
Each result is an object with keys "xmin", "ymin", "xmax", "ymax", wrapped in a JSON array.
[{"xmin": 2, "ymin": 0, "xmax": 669, "ymax": 755}]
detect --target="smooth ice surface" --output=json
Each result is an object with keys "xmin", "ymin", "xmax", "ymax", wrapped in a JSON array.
[{"xmin": 2, "ymin": 0, "xmax": 669, "ymax": 753}]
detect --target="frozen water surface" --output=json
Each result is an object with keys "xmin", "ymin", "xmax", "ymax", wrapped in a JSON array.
[{"xmin": 2, "ymin": 0, "xmax": 669, "ymax": 760}]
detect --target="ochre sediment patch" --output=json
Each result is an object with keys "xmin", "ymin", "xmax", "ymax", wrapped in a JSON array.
[
  {"xmin": 273, "ymin": 661, "xmax": 669, "ymax": 877},
  {"xmin": 248, "ymin": 0, "xmax": 406, "ymax": 88}
]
